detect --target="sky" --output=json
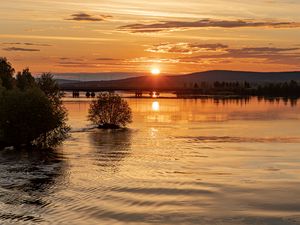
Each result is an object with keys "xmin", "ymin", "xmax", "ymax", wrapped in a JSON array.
[{"xmin": 0, "ymin": 0, "xmax": 300, "ymax": 77}]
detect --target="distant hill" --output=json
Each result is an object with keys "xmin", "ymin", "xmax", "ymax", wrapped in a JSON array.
[
  {"xmin": 60, "ymin": 70, "xmax": 300, "ymax": 90},
  {"xmin": 55, "ymin": 79, "xmax": 80, "ymax": 85},
  {"xmin": 54, "ymin": 72, "xmax": 144, "ymax": 82}
]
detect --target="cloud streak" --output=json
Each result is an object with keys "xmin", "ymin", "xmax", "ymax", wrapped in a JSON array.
[
  {"xmin": 3, "ymin": 47, "xmax": 40, "ymax": 52},
  {"xmin": 179, "ymin": 46, "xmax": 300, "ymax": 65},
  {"xmin": 2, "ymin": 42, "xmax": 51, "ymax": 46},
  {"xmin": 66, "ymin": 13, "xmax": 112, "ymax": 22},
  {"xmin": 119, "ymin": 19, "xmax": 300, "ymax": 33},
  {"xmin": 146, "ymin": 43, "xmax": 228, "ymax": 54}
]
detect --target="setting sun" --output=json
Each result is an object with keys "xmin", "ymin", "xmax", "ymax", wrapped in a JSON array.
[{"xmin": 151, "ymin": 68, "xmax": 160, "ymax": 75}]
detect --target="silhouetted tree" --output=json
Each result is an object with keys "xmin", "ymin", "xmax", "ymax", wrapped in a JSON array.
[
  {"xmin": 88, "ymin": 93, "xmax": 132, "ymax": 129},
  {"xmin": 0, "ymin": 80, "xmax": 4, "ymax": 94},
  {"xmin": 0, "ymin": 61, "xmax": 70, "ymax": 149},
  {"xmin": 0, "ymin": 57, "xmax": 15, "ymax": 89},
  {"xmin": 16, "ymin": 68, "xmax": 36, "ymax": 91},
  {"xmin": 244, "ymin": 82, "xmax": 251, "ymax": 89},
  {"xmin": 0, "ymin": 88, "xmax": 69, "ymax": 148},
  {"xmin": 37, "ymin": 72, "xmax": 62, "ymax": 104}
]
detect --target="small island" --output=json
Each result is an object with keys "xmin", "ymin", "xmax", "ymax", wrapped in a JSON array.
[{"xmin": 88, "ymin": 92, "xmax": 132, "ymax": 129}]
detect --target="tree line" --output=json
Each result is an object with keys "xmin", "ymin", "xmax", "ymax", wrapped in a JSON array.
[{"xmin": 181, "ymin": 80, "xmax": 300, "ymax": 97}]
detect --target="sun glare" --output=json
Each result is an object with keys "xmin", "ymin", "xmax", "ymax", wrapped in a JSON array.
[
  {"xmin": 151, "ymin": 68, "xmax": 160, "ymax": 75},
  {"xmin": 152, "ymin": 101, "xmax": 160, "ymax": 111}
]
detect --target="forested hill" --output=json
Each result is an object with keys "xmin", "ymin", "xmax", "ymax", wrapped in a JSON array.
[{"xmin": 59, "ymin": 70, "xmax": 300, "ymax": 90}]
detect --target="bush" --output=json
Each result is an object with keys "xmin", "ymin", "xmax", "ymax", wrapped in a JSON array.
[
  {"xmin": 0, "ymin": 59, "xmax": 70, "ymax": 149},
  {"xmin": 88, "ymin": 93, "xmax": 132, "ymax": 128},
  {"xmin": 0, "ymin": 88, "xmax": 69, "ymax": 149}
]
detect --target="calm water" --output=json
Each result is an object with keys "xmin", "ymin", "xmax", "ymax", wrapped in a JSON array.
[{"xmin": 1, "ymin": 97, "xmax": 300, "ymax": 225}]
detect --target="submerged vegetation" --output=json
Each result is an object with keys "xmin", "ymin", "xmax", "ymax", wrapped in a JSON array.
[
  {"xmin": 0, "ymin": 57, "xmax": 70, "ymax": 149},
  {"xmin": 88, "ymin": 93, "xmax": 132, "ymax": 129}
]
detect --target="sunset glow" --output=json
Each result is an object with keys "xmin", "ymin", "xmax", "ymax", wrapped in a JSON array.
[
  {"xmin": 151, "ymin": 68, "xmax": 160, "ymax": 76},
  {"xmin": 1, "ymin": 1, "xmax": 300, "ymax": 224},
  {"xmin": 0, "ymin": 0, "xmax": 299, "ymax": 77}
]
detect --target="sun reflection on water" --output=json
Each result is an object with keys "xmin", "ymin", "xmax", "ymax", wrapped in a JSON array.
[{"xmin": 152, "ymin": 101, "xmax": 160, "ymax": 111}]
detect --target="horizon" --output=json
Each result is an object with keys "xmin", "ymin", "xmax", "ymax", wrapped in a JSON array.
[
  {"xmin": 52, "ymin": 70, "xmax": 300, "ymax": 82},
  {"xmin": 1, "ymin": 0, "xmax": 300, "ymax": 76}
]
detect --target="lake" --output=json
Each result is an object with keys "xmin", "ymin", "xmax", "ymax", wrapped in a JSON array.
[{"xmin": 1, "ymin": 97, "xmax": 300, "ymax": 225}]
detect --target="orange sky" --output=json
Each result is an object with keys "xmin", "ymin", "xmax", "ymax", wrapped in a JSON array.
[{"xmin": 1, "ymin": 0, "xmax": 300, "ymax": 76}]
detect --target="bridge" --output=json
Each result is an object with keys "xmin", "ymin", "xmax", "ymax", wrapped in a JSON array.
[
  {"xmin": 59, "ymin": 86, "xmax": 168, "ymax": 98},
  {"xmin": 59, "ymin": 84, "xmax": 206, "ymax": 98}
]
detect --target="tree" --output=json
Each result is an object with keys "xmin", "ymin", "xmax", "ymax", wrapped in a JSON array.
[
  {"xmin": 37, "ymin": 72, "xmax": 62, "ymax": 104},
  {"xmin": 0, "ymin": 57, "xmax": 15, "ymax": 89},
  {"xmin": 0, "ymin": 80, "xmax": 4, "ymax": 95},
  {"xmin": 88, "ymin": 93, "xmax": 132, "ymax": 129},
  {"xmin": 0, "ymin": 88, "xmax": 70, "ymax": 149},
  {"xmin": 0, "ymin": 62, "xmax": 70, "ymax": 149},
  {"xmin": 35, "ymin": 73, "xmax": 70, "ymax": 148},
  {"xmin": 16, "ymin": 68, "xmax": 36, "ymax": 91}
]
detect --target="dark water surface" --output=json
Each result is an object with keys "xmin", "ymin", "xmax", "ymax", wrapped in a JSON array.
[{"xmin": 1, "ymin": 98, "xmax": 300, "ymax": 225}]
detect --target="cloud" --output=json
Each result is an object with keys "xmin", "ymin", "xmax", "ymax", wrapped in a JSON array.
[
  {"xmin": 128, "ymin": 57, "xmax": 179, "ymax": 64},
  {"xmin": 57, "ymin": 58, "xmax": 124, "ymax": 68},
  {"xmin": 119, "ymin": 19, "xmax": 300, "ymax": 33},
  {"xmin": 66, "ymin": 13, "xmax": 112, "ymax": 22},
  {"xmin": 228, "ymin": 47, "xmax": 300, "ymax": 56},
  {"xmin": 3, "ymin": 47, "xmax": 40, "ymax": 52},
  {"xmin": 23, "ymin": 42, "xmax": 51, "ymax": 46},
  {"xmin": 179, "ymin": 46, "xmax": 300, "ymax": 65},
  {"xmin": 95, "ymin": 58, "xmax": 119, "ymax": 61},
  {"xmin": 146, "ymin": 43, "xmax": 228, "ymax": 54},
  {"xmin": 2, "ymin": 42, "xmax": 51, "ymax": 46}
]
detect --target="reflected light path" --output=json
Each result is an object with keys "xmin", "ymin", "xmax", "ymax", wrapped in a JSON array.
[
  {"xmin": 152, "ymin": 101, "xmax": 160, "ymax": 112},
  {"xmin": 2, "ymin": 97, "xmax": 300, "ymax": 225}
]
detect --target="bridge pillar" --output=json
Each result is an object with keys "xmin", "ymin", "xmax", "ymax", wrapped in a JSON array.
[
  {"xmin": 135, "ymin": 91, "xmax": 142, "ymax": 98},
  {"xmin": 72, "ymin": 91, "xmax": 80, "ymax": 98}
]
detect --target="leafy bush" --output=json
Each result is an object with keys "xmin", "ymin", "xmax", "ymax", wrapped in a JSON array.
[
  {"xmin": 88, "ymin": 93, "xmax": 132, "ymax": 128},
  {"xmin": 0, "ymin": 59, "xmax": 70, "ymax": 149}
]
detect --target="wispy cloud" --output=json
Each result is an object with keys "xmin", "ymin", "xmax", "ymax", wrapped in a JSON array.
[
  {"xmin": 66, "ymin": 13, "xmax": 112, "ymax": 22},
  {"xmin": 2, "ymin": 42, "xmax": 51, "ymax": 46},
  {"xmin": 3, "ymin": 47, "xmax": 40, "ymax": 52},
  {"xmin": 0, "ymin": 34, "xmax": 115, "ymax": 42},
  {"xmin": 179, "ymin": 46, "xmax": 300, "ymax": 65},
  {"xmin": 95, "ymin": 58, "xmax": 119, "ymax": 61},
  {"xmin": 128, "ymin": 57, "xmax": 179, "ymax": 64},
  {"xmin": 146, "ymin": 43, "xmax": 228, "ymax": 54},
  {"xmin": 119, "ymin": 19, "xmax": 300, "ymax": 33},
  {"xmin": 57, "ymin": 58, "xmax": 124, "ymax": 68}
]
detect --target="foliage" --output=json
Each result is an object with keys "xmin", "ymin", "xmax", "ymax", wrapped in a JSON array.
[
  {"xmin": 88, "ymin": 93, "xmax": 132, "ymax": 128},
  {"xmin": 0, "ymin": 59, "xmax": 70, "ymax": 149},
  {"xmin": 37, "ymin": 72, "xmax": 62, "ymax": 104},
  {"xmin": 0, "ymin": 80, "xmax": 4, "ymax": 95},
  {"xmin": 0, "ymin": 88, "xmax": 69, "ymax": 149},
  {"xmin": 16, "ymin": 68, "xmax": 36, "ymax": 91},
  {"xmin": 0, "ymin": 57, "xmax": 15, "ymax": 89},
  {"xmin": 180, "ymin": 80, "xmax": 300, "ymax": 97}
]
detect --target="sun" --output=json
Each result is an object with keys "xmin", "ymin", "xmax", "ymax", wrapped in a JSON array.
[{"xmin": 151, "ymin": 68, "xmax": 160, "ymax": 75}]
